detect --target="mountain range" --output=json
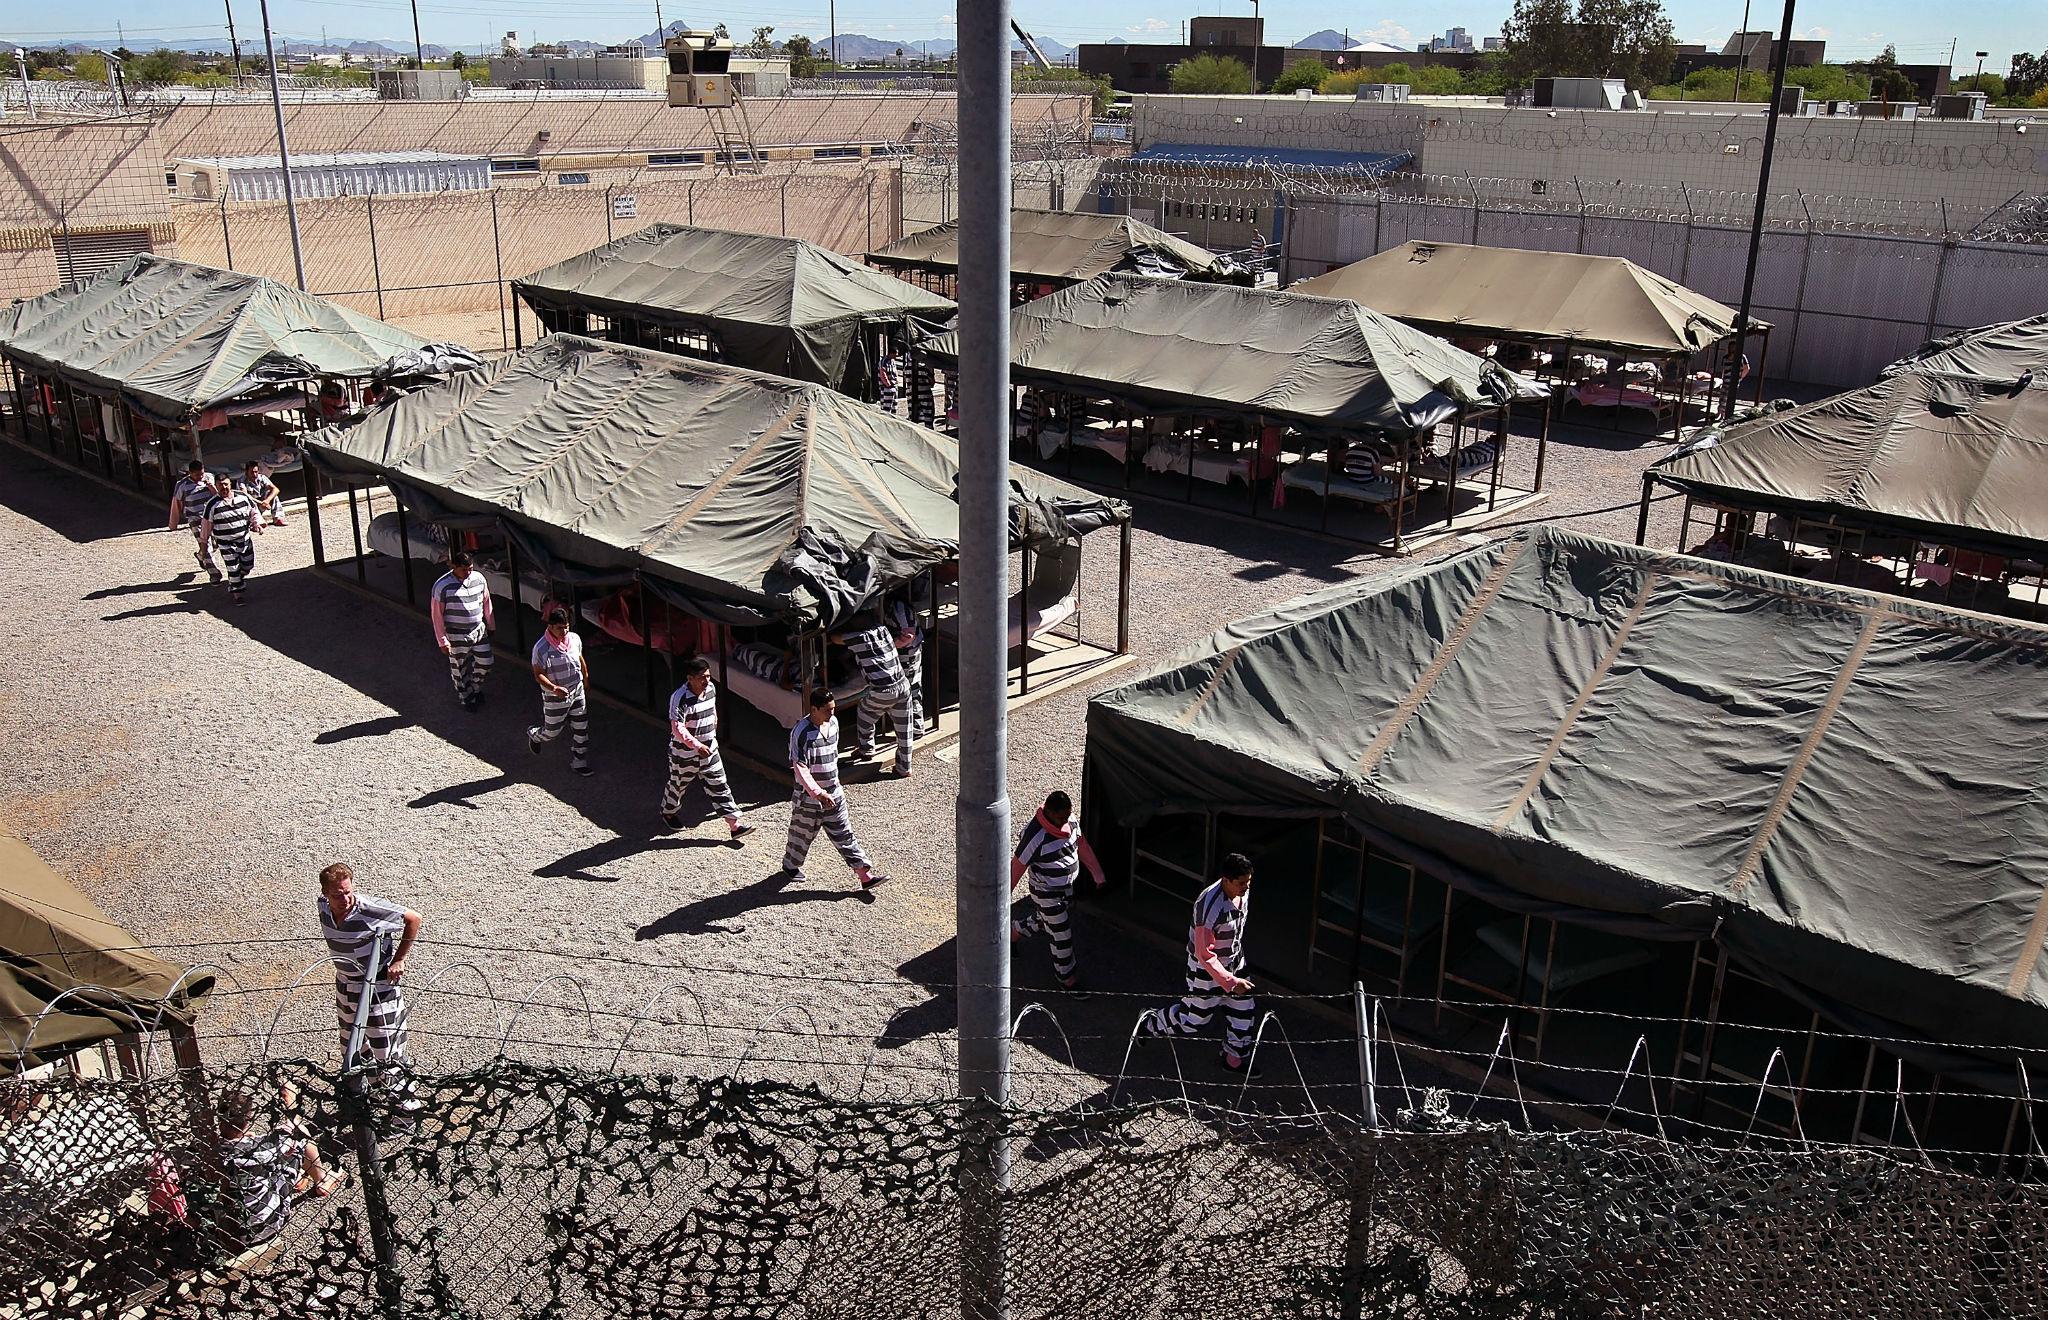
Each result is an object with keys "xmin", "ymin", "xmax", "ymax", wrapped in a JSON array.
[
  {"xmin": 1293, "ymin": 30, "xmax": 1352, "ymax": 50},
  {"xmin": 818, "ymin": 34, "xmax": 1076, "ymax": 63}
]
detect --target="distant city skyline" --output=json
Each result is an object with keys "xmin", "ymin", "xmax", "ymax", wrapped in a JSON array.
[{"xmin": 5, "ymin": 1, "xmax": 2039, "ymax": 72}]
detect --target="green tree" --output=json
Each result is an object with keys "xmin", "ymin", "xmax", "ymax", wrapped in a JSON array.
[
  {"xmin": 1269, "ymin": 58, "xmax": 1330, "ymax": 94},
  {"xmin": 1953, "ymin": 72, "xmax": 2004, "ymax": 99},
  {"xmin": 747, "ymin": 25, "xmax": 776, "ymax": 57},
  {"xmin": 1504, "ymin": 0, "xmax": 1675, "ymax": 88},
  {"xmin": 128, "ymin": 49, "xmax": 191, "ymax": 84},
  {"xmin": 73, "ymin": 52, "xmax": 109, "ymax": 83},
  {"xmin": 1168, "ymin": 53, "xmax": 1255, "ymax": 94},
  {"xmin": 1018, "ymin": 65, "xmax": 1114, "ymax": 115},
  {"xmin": 1459, "ymin": 51, "xmax": 1513, "ymax": 95},
  {"xmin": 448, "ymin": 50, "xmax": 467, "ymax": 70},
  {"xmin": 2010, "ymin": 52, "xmax": 2044, "ymax": 100},
  {"xmin": 1859, "ymin": 45, "xmax": 1915, "ymax": 102},
  {"xmin": 1784, "ymin": 63, "xmax": 1870, "ymax": 103},
  {"xmin": 1410, "ymin": 64, "xmax": 1465, "ymax": 94},
  {"xmin": 1502, "ymin": 0, "xmax": 1576, "ymax": 82},
  {"xmin": 784, "ymin": 34, "xmax": 819, "ymax": 79}
]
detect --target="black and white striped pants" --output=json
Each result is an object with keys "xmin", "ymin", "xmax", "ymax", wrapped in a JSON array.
[
  {"xmin": 662, "ymin": 742, "xmax": 740, "ymax": 821},
  {"xmin": 335, "ymin": 978, "xmax": 414, "ymax": 1096},
  {"xmin": 896, "ymin": 645, "xmax": 926, "ymax": 737},
  {"xmin": 190, "ymin": 524, "xmax": 221, "ymax": 578},
  {"xmin": 783, "ymin": 788, "xmax": 871, "ymax": 873},
  {"xmin": 216, "ymin": 534, "xmax": 255, "ymax": 593},
  {"xmin": 1143, "ymin": 967, "xmax": 1255, "ymax": 1055},
  {"xmin": 1016, "ymin": 884, "xmax": 1077, "ymax": 980},
  {"xmin": 853, "ymin": 680, "xmax": 914, "ymax": 773},
  {"xmin": 445, "ymin": 632, "xmax": 493, "ymax": 699},
  {"xmin": 529, "ymin": 684, "xmax": 589, "ymax": 767}
]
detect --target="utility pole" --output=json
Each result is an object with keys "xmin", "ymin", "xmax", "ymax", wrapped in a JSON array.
[
  {"xmin": 256, "ymin": 0, "xmax": 309, "ymax": 292},
  {"xmin": 654, "ymin": 0, "xmax": 665, "ymax": 44},
  {"xmin": 226, "ymin": 0, "xmax": 244, "ymax": 78},
  {"xmin": 956, "ymin": 0, "xmax": 1012, "ymax": 1313},
  {"xmin": 410, "ymin": 0, "xmax": 425, "ymax": 68},
  {"xmin": 1725, "ymin": 0, "xmax": 1797, "ymax": 418},
  {"xmin": 1733, "ymin": 0, "xmax": 1752, "ymax": 101},
  {"xmin": 828, "ymin": 0, "xmax": 837, "ymax": 69}
]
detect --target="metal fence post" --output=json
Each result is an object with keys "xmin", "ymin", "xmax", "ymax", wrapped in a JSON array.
[
  {"xmin": 341, "ymin": 933, "xmax": 407, "ymax": 1320},
  {"xmin": 604, "ymin": 184, "xmax": 616, "ymax": 241},
  {"xmin": 1373, "ymin": 192, "xmax": 1384, "ymax": 258},
  {"xmin": 364, "ymin": 192, "xmax": 386, "ymax": 320},
  {"xmin": 1573, "ymin": 178, "xmax": 1587, "ymax": 253},
  {"xmin": 490, "ymin": 190, "xmax": 508, "ymax": 351},
  {"xmin": 1784, "ymin": 191, "xmax": 1816, "ymax": 380},
  {"xmin": 687, "ymin": 178, "xmax": 696, "ymax": 226},
  {"xmin": 1924, "ymin": 199, "xmax": 1955, "ymax": 340},
  {"xmin": 219, "ymin": 196, "xmax": 235, "ymax": 271},
  {"xmin": 865, "ymin": 172, "xmax": 874, "ymax": 253},
  {"xmin": 781, "ymin": 176, "xmax": 790, "ymax": 236},
  {"xmin": 1678, "ymin": 183, "xmax": 1696, "ymax": 287}
]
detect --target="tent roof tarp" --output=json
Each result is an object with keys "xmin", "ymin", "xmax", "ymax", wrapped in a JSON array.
[
  {"xmin": 1085, "ymin": 527, "xmax": 2048, "ymax": 1064},
  {"xmin": 1291, "ymin": 240, "xmax": 1754, "ymax": 357},
  {"xmin": 512, "ymin": 224, "xmax": 956, "ymax": 392},
  {"xmin": 2, "ymin": 830, "xmax": 213, "ymax": 1071},
  {"xmin": 1883, "ymin": 313, "xmax": 2048, "ymax": 385},
  {"xmin": 302, "ymin": 334, "xmax": 1127, "ymax": 627},
  {"xmin": 1651, "ymin": 371, "xmax": 2048, "ymax": 556},
  {"xmin": 922, "ymin": 274, "xmax": 1543, "ymax": 434},
  {"xmin": 0, "ymin": 254, "xmax": 431, "ymax": 425},
  {"xmin": 866, "ymin": 207, "xmax": 1225, "ymax": 284}
]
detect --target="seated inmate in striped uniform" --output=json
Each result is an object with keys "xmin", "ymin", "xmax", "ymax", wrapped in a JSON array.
[
  {"xmin": 528, "ymin": 608, "xmax": 593, "ymax": 774},
  {"xmin": 782, "ymin": 688, "xmax": 889, "ymax": 889},
  {"xmin": 833, "ymin": 620, "xmax": 914, "ymax": 776},
  {"xmin": 218, "ymin": 1083, "xmax": 340, "ymax": 1248},
  {"xmin": 237, "ymin": 459, "xmax": 287, "ymax": 525},
  {"xmin": 1139, "ymin": 852, "xmax": 1260, "ymax": 1074},
  {"xmin": 430, "ymin": 550, "xmax": 495, "ymax": 711},
  {"xmin": 1010, "ymin": 791, "xmax": 1109, "ymax": 992},
  {"xmin": 316, "ymin": 862, "xmax": 423, "ymax": 1098},
  {"xmin": 662, "ymin": 656, "xmax": 751, "ymax": 839},
  {"xmin": 203, "ymin": 474, "xmax": 264, "ymax": 603},
  {"xmin": 166, "ymin": 460, "xmax": 222, "ymax": 582}
]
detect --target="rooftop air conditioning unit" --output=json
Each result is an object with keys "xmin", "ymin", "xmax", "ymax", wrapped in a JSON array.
[
  {"xmin": 1535, "ymin": 76, "xmax": 1625, "ymax": 110},
  {"xmin": 1932, "ymin": 92, "xmax": 1987, "ymax": 120},
  {"xmin": 1857, "ymin": 99, "xmax": 1918, "ymax": 119},
  {"xmin": 1775, "ymin": 86, "xmax": 1804, "ymax": 115},
  {"xmin": 1353, "ymin": 82, "xmax": 1410, "ymax": 102}
]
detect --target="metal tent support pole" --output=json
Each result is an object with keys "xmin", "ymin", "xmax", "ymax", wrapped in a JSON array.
[
  {"xmin": 60, "ymin": 382, "xmax": 86, "ymax": 469},
  {"xmin": 1635, "ymin": 474, "xmax": 1656, "ymax": 546},
  {"xmin": 506, "ymin": 535, "xmax": 527, "ymax": 657},
  {"xmin": 339, "ymin": 933, "xmax": 406, "ymax": 1319},
  {"xmin": 347, "ymin": 486, "xmax": 368, "ymax": 585},
  {"xmin": 5, "ymin": 358, "xmax": 25, "ymax": 442},
  {"xmin": 1356, "ymin": 983, "xmax": 1379, "ymax": 1130},
  {"xmin": 394, "ymin": 495, "xmax": 417, "ymax": 605},
  {"xmin": 638, "ymin": 573, "xmax": 659, "ymax": 710},
  {"xmin": 1017, "ymin": 541, "xmax": 1032, "ymax": 696},
  {"xmin": 306, "ymin": 462, "xmax": 327, "ymax": 567},
  {"xmin": 1116, "ymin": 521, "xmax": 1132, "ymax": 655},
  {"xmin": 955, "ymin": 0, "xmax": 1013, "ymax": 1311},
  {"xmin": 365, "ymin": 193, "xmax": 386, "ymax": 320}
]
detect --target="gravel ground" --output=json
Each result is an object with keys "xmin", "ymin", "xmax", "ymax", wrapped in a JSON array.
[{"xmin": 0, "ymin": 415, "xmax": 1689, "ymax": 1111}]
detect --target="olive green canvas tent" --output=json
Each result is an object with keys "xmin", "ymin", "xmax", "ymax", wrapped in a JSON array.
[
  {"xmin": 1292, "ymin": 241, "xmax": 1752, "ymax": 357},
  {"xmin": 511, "ymin": 224, "xmax": 956, "ymax": 396},
  {"xmin": 301, "ymin": 334, "xmax": 1127, "ymax": 627},
  {"xmin": 0, "ymin": 254, "xmax": 431, "ymax": 426},
  {"xmin": 867, "ymin": 207, "xmax": 1227, "ymax": 286},
  {"xmin": 1649, "ymin": 369, "xmax": 2048, "ymax": 559},
  {"xmin": 1085, "ymin": 527, "xmax": 2048, "ymax": 1068},
  {"xmin": 1, "ymin": 831, "xmax": 213, "ymax": 1071},
  {"xmin": 922, "ymin": 274, "xmax": 1542, "ymax": 435},
  {"xmin": 1883, "ymin": 313, "xmax": 2048, "ymax": 384}
]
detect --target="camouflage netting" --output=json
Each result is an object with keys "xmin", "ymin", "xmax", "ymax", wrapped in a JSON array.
[{"xmin": 6, "ymin": 1061, "xmax": 2048, "ymax": 1318}]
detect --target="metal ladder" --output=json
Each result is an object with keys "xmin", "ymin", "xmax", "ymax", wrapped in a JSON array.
[{"xmin": 709, "ymin": 95, "xmax": 763, "ymax": 175}]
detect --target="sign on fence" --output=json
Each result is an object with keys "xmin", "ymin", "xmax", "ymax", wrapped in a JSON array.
[{"xmin": 611, "ymin": 193, "xmax": 639, "ymax": 221}]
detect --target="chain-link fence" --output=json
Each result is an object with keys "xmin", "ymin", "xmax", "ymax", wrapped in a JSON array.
[{"xmin": 9, "ymin": 1052, "xmax": 2048, "ymax": 1319}]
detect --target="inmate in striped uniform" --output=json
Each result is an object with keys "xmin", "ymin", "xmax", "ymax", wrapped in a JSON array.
[
  {"xmin": 204, "ymin": 488, "xmax": 261, "ymax": 600},
  {"xmin": 528, "ymin": 629, "xmax": 591, "ymax": 771},
  {"xmin": 318, "ymin": 890, "xmax": 413, "ymax": 1078},
  {"xmin": 842, "ymin": 623, "xmax": 914, "ymax": 775},
  {"xmin": 1013, "ymin": 815, "xmax": 1084, "ymax": 981},
  {"xmin": 223, "ymin": 1124, "xmax": 307, "ymax": 1247},
  {"xmin": 1141, "ymin": 878, "xmax": 1255, "ymax": 1057},
  {"xmin": 907, "ymin": 355, "xmax": 936, "ymax": 426},
  {"xmin": 885, "ymin": 597, "xmax": 927, "ymax": 739},
  {"xmin": 170, "ymin": 473, "xmax": 222, "ymax": 580},
  {"xmin": 431, "ymin": 569, "xmax": 494, "ymax": 705},
  {"xmin": 782, "ymin": 711, "xmax": 874, "ymax": 876},
  {"xmin": 238, "ymin": 467, "xmax": 285, "ymax": 523},
  {"xmin": 876, "ymin": 357, "xmax": 899, "ymax": 414},
  {"xmin": 662, "ymin": 678, "xmax": 742, "ymax": 824}
]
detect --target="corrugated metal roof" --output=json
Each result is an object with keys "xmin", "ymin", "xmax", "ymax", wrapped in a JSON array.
[
  {"xmin": 1128, "ymin": 143, "xmax": 1413, "ymax": 174},
  {"xmin": 176, "ymin": 150, "xmax": 489, "ymax": 169}
]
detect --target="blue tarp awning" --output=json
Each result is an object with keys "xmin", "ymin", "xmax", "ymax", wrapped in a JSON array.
[{"xmin": 1127, "ymin": 143, "xmax": 1412, "ymax": 174}]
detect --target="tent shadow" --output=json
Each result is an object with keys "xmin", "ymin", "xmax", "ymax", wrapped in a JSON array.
[
  {"xmin": 0, "ymin": 444, "xmax": 165, "ymax": 544},
  {"xmin": 537, "ymin": 832, "xmax": 732, "ymax": 883},
  {"xmin": 318, "ymin": 715, "xmax": 415, "ymax": 744},
  {"xmin": 84, "ymin": 573, "xmax": 198, "ymax": 600},
  {"xmin": 635, "ymin": 867, "xmax": 873, "ymax": 940},
  {"xmin": 102, "ymin": 600, "xmax": 207, "ymax": 621}
]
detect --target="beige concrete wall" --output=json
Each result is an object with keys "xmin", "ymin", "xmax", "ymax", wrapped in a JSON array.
[
  {"xmin": 1133, "ymin": 95, "xmax": 2048, "ymax": 226},
  {"xmin": 0, "ymin": 119, "xmax": 174, "ymax": 302}
]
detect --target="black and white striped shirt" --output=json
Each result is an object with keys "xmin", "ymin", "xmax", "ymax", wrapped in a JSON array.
[
  {"xmin": 205, "ymin": 491, "xmax": 258, "ymax": 543},
  {"xmin": 432, "ymin": 571, "xmax": 490, "ymax": 642},
  {"xmin": 841, "ymin": 624, "xmax": 905, "ymax": 691},
  {"xmin": 531, "ymin": 631, "xmax": 585, "ymax": 692},
  {"xmin": 318, "ymin": 892, "xmax": 408, "ymax": 991},
  {"xmin": 1014, "ymin": 816, "xmax": 1081, "ymax": 893},
  {"xmin": 224, "ymin": 1128, "xmax": 299, "ymax": 1246},
  {"xmin": 1187, "ymin": 880, "xmax": 1250, "ymax": 975},
  {"xmin": 789, "ymin": 713, "xmax": 842, "ymax": 794},
  {"xmin": 172, "ymin": 476, "xmax": 215, "ymax": 526},
  {"xmin": 668, "ymin": 680, "xmax": 719, "ymax": 752}
]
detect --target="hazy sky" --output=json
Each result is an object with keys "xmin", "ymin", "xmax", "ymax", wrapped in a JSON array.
[{"xmin": 7, "ymin": 1, "xmax": 2039, "ymax": 71}]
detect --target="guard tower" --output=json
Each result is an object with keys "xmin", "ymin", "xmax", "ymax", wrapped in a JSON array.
[{"xmin": 664, "ymin": 30, "xmax": 762, "ymax": 174}]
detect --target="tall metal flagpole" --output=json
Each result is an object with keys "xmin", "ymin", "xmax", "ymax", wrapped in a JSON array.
[
  {"xmin": 255, "ymin": 0, "xmax": 308, "ymax": 291},
  {"xmin": 1724, "ymin": 0, "xmax": 1797, "ymax": 416},
  {"xmin": 956, "ymin": 0, "xmax": 1012, "ymax": 1311}
]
